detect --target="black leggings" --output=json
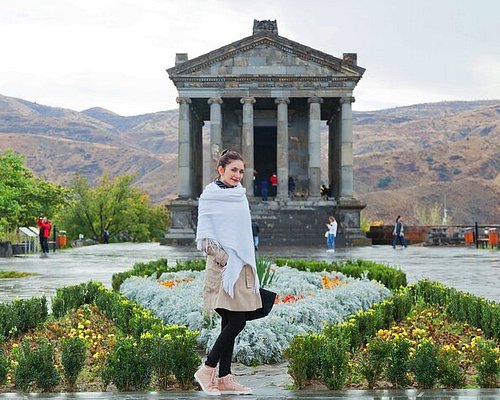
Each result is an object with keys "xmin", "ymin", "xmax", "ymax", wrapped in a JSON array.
[{"xmin": 205, "ymin": 309, "xmax": 246, "ymax": 377}]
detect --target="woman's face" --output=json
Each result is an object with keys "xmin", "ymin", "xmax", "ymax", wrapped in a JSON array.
[{"xmin": 218, "ymin": 159, "xmax": 245, "ymax": 187}]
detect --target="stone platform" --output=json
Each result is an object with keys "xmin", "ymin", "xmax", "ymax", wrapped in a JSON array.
[{"xmin": 162, "ymin": 198, "xmax": 370, "ymax": 247}]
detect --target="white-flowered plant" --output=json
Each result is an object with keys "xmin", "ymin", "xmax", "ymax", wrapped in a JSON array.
[{"xmin": 120, "ymin": 266, "xmax": 391, "ymax": 365}]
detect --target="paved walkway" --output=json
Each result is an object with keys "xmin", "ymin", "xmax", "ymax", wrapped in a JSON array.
[
  {"xmin": 0, "ymin": 388, "xmax": 499, "ymax": 399},
  {"xmin": 0, "ymin": 244, "xmax": 498, "ymax": 399}
]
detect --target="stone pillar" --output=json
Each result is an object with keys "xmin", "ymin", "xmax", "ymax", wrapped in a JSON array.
[
  {"xmin": 208, "ymin": 97, "xmax": 223, "ymax": 181},
  {"xmin": 308, "ymin": 96, "xmax": 323, "ymax": 198},
  {"xmin": 192, "ymin": 115, "xmax": 204, "ymax": 196},
  {"xmin": 241, "ymin": 96, "xmax": 256, "ymax": 195},
  {"xmin": 275, "ymin": 97, "xmax": 290, "ymax": 200},
  {"xmin": 177, "ymin": 96, "xmax": 192, "ymax": 199},
  {"xmin": 340, "ymin": 96, "xmax": 355, "ymax": 199},
  {"xmin": 327, "ymin": 115, "xmax": 335, "ymax": 199}
]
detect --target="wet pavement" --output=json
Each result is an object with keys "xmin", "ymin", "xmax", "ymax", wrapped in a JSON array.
[
  {"xmin": 0, "ymin": 243, "xmax": 498, "ymax": 399},
  {"xmin": 0, "ymin": 243, "xmax": 498, "ymax": 303},
  {"xmin": 0, "ymin": 388, "xmax": 500, "ymax": 399}
]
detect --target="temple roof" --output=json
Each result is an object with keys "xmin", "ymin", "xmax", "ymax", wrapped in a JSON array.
[{"xmin": 167, "ymin": 28, "xmax": 365, "ymax": 84}]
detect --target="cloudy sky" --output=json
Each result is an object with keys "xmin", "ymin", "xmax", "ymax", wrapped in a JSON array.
[{"xmin": 1, "ymin": 0, "xmax": 499, "ymax": 116}]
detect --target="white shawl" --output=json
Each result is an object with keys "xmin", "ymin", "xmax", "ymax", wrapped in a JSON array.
[{"xmin": 196, "ymin": 181, "xmax": 259, "ymax": 298}]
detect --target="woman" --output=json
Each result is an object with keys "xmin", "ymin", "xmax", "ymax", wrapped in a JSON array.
[
  {"xmin": 392, "ymin": 215, "xmax": 407, "ymax": 249},
  {"xmin": 326, "ymin": 216, "xmax": 337, "ymax": 252},
  {"xmin": 194, "ymin": 149, "xmax": 261, "ymax": 396}
]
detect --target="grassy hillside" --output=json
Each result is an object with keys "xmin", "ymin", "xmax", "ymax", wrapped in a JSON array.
[{"xmin": 1, "ymin": 94, "xmax": 498, "ymax": 223}]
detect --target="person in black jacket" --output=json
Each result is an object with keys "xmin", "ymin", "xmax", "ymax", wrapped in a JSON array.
[
  {"xmin": 252, "ymin": 221, "xmax": 260, "ymax": 251},
  {"xmin": 392, "ymin": 215, "xmax": 407, "ymax": 249}
]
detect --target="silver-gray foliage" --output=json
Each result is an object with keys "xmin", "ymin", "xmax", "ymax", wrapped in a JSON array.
[{"xmin": 120, "ymin": 266, "xmax": 391, "ymax": 365}]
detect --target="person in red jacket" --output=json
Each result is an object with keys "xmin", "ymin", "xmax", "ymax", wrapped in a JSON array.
[
  {"xmin": 36, "ymin": 216, "xmax": 52, "ymax": 257},
  {"xmin": 269, "ymin": 172, "xmax": 278, "ymax": 197}
]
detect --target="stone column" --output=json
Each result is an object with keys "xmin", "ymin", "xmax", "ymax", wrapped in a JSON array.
[
  {"xmin": 208, "ymin": 96, "xmax": 223, "ymax": 179},
  {"xmin": 176, "ymin": 96, "xmax": 192, "ymax": 199},
  {"xmin": 327, "ymin": 115, "xmax": 335, "ymax": 198},
  {"xmin": 241, "ymin": 96, "xmax": 256, "ymax": 195},
  {"xmin": 308, "ymin": 96, "xmax": 323, "ymax": 198},
  {"xmin": 275, "ymin": 97, "xmax": 290, "ymax": 200},
  {"xmin": 340, "ymin": 96, "xmax": 355, "ymax": 199}
]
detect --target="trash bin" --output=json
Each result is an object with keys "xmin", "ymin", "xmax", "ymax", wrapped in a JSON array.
[
  {"xmin": 57, "ymin": 230, "xmax": 67, "ymax": 248},
  {"xmin": 464, "ymin": 230, "xmax": 474, "ymax": 245},
  {"xmin": 489, "ymin": 229, "xmax": 499, "ymax": 247}
]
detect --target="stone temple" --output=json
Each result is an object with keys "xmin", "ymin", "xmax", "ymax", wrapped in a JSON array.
[{"xmin": 162, "ymin": 20, "xmax": 369, "ymax": 246}]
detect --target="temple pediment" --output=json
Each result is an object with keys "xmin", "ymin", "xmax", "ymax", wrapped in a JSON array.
[{"xmin": 167, "ymin": 32, "xmax": 365, "ymax": 83}]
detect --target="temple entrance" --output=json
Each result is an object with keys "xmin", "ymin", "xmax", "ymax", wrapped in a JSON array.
[{"xmin": 254, "ymin": 127, "xmax": 277, "ymax": 198}]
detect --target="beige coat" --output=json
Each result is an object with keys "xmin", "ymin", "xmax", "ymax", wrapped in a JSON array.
[{"xmin": 203, "ymin": 246, "xmax": 262, "ymax": 312}]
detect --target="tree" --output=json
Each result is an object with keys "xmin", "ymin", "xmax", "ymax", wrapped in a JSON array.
[
  {"xmin": 59, "ymin": 174, "xmax": 169, "ymax": 242},
  {"xmin": 412, "ymin": 202, "xmax": 452, "ymax": 225},
  {"xmin": 0, "ymin": 151, "xmax": 68, "ymax": 237}
]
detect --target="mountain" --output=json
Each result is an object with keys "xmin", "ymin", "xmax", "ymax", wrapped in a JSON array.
[
  {"xmin": 350, "ymin": 100, "xmax": 500, "ymax": 224},
  {"xmin": 0, "ymin": 94, "xmax": 177, "ymax": 203},
  {"xmin": 0, "ymin": 94, "xmax": 498, "ymax": 224}
]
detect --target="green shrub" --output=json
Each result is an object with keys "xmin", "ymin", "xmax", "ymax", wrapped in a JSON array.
[
  {"xmin": 170, "ymin": 330, "xmax": 201, "ymax": 389},
  {"xmin": 334, "ymin": 287, "xmax": 413, "ymax": 352},
  {"xmin": 377, "ymin": 175, "xmax": 392, "ymax": 189},
  {"xmin": 0, "ymin": 297, "xmax": 48, "ymax": 338},
  {"xmin": 472, "ymin": 338, "xmax": 499, "ymax": 388},
  {"xmin": 101, "ymin": 336, "xmax": 152, "ymax": 391},
  {"xmin": 0, "ymin": 349, "xmax": 8, "ymax": 385},
  {"xmin": 283, "ymin": 334, "xmax": 323, "ymax": 389},
  {"xmin": 412, "ymin": 339, "xmax": 439, "ymax": 388},
  {"xmin": 414, "ymin": 280, "xmax": 500, "ymax": 340},
  {"xmin": 437, "ymin": 346, "xmax": 466, "ymax": 389},
  {"xmin": 319, "ymin": 326, "xmax": 350, "ymax": 390},
  {"xmin": 51, "ymin": 281, "xmax": 101, "ymax": 319},
  {"xmin": 61, "ymin": 337, "xmax": 87, "ymax": 387},
  {"xmin": 141, "ymin": 333, "xmax": 173, "ymax": 390},
  {"xmin": 386, "ymin": 337, "xmax": 411, "ymax": 388},
  {"xmin": 14, "ymin": 338, "xmax": 60, "ymax": 392},
  {"xmin": 359, "ymin": 337, "xmax": 390, "ymax": 389}
]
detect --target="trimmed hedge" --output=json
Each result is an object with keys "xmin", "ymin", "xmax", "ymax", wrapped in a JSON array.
[
  {"xmin": 285, "ymin": 280, "xmax": 500, "ymax": 390},
  {"xmin": 52, "ymin": 281, "xmax": 188, "ymax": 339},
  {"xmin": 50, "ymin": 281, "xmax": 201, "ymax": 389},
  {"xmin": 412, "ymin": 280, "xmax": 500, "ymax": 340},
  {"xmin": 275, "ymin": 258, "xmax": 407, "ymax": 290},
  {"xmin": 0, "ymin": 297, "xmax": 48, "ymax": 339}
]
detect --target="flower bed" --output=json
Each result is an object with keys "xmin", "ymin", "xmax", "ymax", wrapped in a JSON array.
[
  {"xmin": 275, "ymin": 258, "xmax": 407, "ymax": 290},
  {"xmin": 284, "ymin": 282, "xmax": 500, "ymax": 390},
  {"xmin": 0, "ymin": 281, "xmax": 201, "ymax": 393},
  {"xmin": 120, "ymin": 266, "xmax": 392, "ymax": 365}
]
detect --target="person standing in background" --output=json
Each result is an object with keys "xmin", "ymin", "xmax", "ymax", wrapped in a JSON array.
[
  {"xmin": 269, "ymin": 172, "xmax": 278, "ymax": 197},
  {"xmin": 288, "ymin": 176, "xmax": 295, "ymax": 199},
  {"xmin": 326, "ymin": 216, "xmax": 337, "ymax": 252},
  {"xmin": 252, "ymin": 220, "xmax": 260, "ymax": 251},
  {"xmin": 36, "ymin": 216, "xmax": 52, "ymax": 258},
  {"xmin": 392, "ymin": 215, "xmax": 407, "ymax": 249}
]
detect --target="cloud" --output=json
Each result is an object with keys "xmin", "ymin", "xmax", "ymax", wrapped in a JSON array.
[{"xmin": 0, "ymin": 0, "xmax": 498, "ymax": 115}]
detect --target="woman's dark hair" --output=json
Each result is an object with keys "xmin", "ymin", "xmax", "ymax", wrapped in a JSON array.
[
  {"xmin": 396, "ymin": 215, "xmax": 401, "ymax": 222},
  {"xmin": 217, "ymin": 149, "xmax": 244, "ymax": 170}
]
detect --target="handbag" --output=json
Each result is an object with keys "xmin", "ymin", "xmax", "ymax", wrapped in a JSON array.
[
  {"xmin": 245, "ymin": 288, "xmax": 277, "ymax": 321},
  {"xmin": 324, "ymin": 231, "xmax": 329, "ymax": 238}
]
